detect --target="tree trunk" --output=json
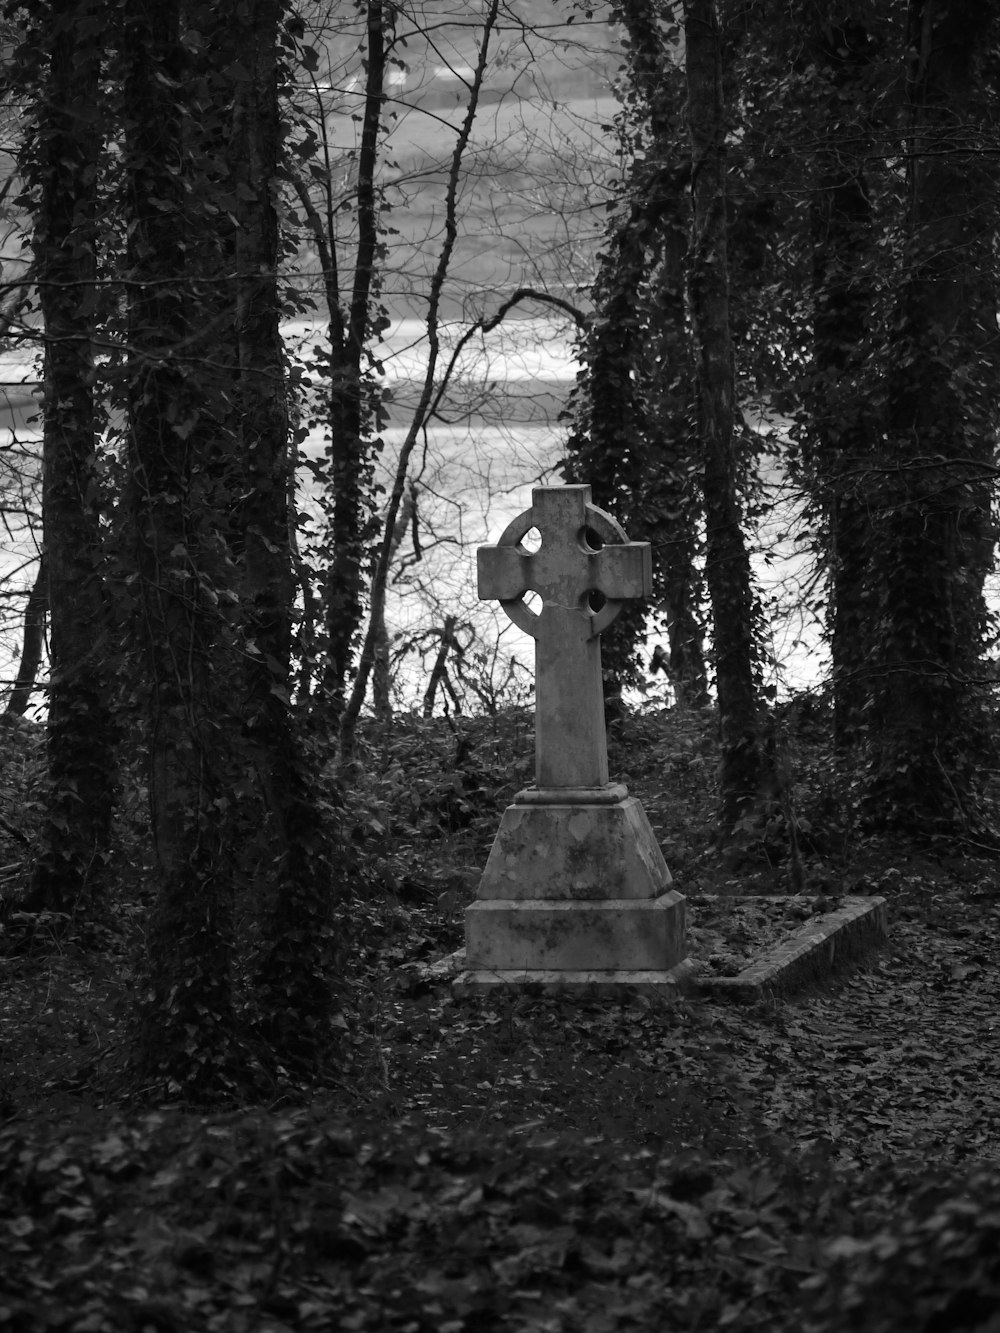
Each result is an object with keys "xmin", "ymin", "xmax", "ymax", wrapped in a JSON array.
[
  {"xmin": 867, "ymin": 0, "xmax": 999, "ymax": 830},
  {"xmin": 123, "ymin": 0, "xmax": 243, "ymax": 1097},
  {"xmin": 683, "ymin": 0, "xmax": 769, "ymax": 836},
  {"xmin": 233, "ymin": 0, "xmax": 294, "ymax": 687},
  {"xmin": 5, "ymin": 557, "xmax": 47, "ymax": 719},
  {"xmin": 232, "ymin": 0, "xmax": 342, "ymax": 1070},
  {"xmin": 371, "ymin": 483, "xmax": 417, "ymax": 720},
  {"xmin": 563, "ymin": 0, "xmax": 706, "ymax": 706},
  {"xmin": 322, "ymin": 0, "xmax": 387, "ymax": 715},
  {"xmin": 808, "ymin": 13, "xmax": 879, "ymax": 755},
  {"xmin": 649, "ymin": 210, "xmax": 709, "ymax": 710},
  {"xmin": 24, "ymin": 0, "xmax": 116, "ymax": 918},
  {"xmin": 422, "ymin": 614, "xmax": 459, "ymax": 719}
]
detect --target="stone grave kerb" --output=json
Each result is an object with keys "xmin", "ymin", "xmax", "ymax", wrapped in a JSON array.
[{"xmin": 456, "ymin": 483, "xmax": 689, "ymax": 995}]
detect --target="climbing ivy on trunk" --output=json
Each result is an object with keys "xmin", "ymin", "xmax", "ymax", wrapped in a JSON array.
[
  {"xmin": 684, "ymin": 0, "xmax": 773, "ymax": 836},
  {"xmin": 864, "ymin": 0, "xmax": 1000, "ymax": 831},
  {"xmin": 563, "ymin": 0, "xmax": 708, "ymax": 710},
  {"xmin": 232, "ymin": 0, "xmax": 343, "ymax": 1070},
  {"xmin": 20, "ymin": 0, "xmax": 117, "ymax": 921},
  {"xmin": 123, "ymin": 0, "xmax": 248, "ymax": 1096}
]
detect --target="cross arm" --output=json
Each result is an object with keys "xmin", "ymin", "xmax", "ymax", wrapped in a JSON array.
[
  {"xmin": 478, "ymin": 544, "xmax": 530, "ymax": 601},
  {"xmin": 591, "ymin": 541, "xmax": 652, "ymax": 601}
]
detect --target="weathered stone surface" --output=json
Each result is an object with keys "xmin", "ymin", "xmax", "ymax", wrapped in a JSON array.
[
  {"xmin": 452, "ymin": 959, "xmax": 699, "ymax": 998},
  {"xmin": 697, "ymin": 896, "xmax": 888, "ymax": 1002},
  {"xmin": 478, "ymin": 796, "xmax": 671, "ymax": 901},
  {"xmin": 466, "ymin": 890, "xmax": 687, "ymax": 972},
  {"xmin": 477, "ymin": 485, "xmax": 650, "ymax": 790},
  {"xmin": 457, "ymin": 483, "xmax": 689, "ymax": 993}
]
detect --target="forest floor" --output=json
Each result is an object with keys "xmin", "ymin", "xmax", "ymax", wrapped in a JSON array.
[{"xmin": 2, "ymin": 704, "xmax": 1000, "ymax": 1331}]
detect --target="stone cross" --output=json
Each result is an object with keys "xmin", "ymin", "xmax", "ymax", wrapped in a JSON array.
[
  {"xmin": 456, "ymin": 482, "xmax": 685, "ymax": 993},
  {"xmin": 478, "ymin": 484, "xmax": 652, "ymax": 791}
]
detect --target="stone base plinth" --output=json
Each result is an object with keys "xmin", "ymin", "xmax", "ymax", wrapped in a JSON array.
[
  {"xmin": 464, "ymin": 889, "xmax": 687, "ymax": 974},
  {"xmin": 453, "ymin": 958, "xmax": 698, "ymax": 998},
  {"xmin": 478, "ymin": 790, "xmax": 670, "ymax": 901}
]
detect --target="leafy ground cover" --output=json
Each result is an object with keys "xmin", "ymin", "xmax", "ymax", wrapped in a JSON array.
[{"xmin": 2, "ymin": 705, "xmax": 1000, "ymax": 1330}]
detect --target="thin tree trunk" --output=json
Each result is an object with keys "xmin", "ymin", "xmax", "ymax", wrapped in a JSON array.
[
  {"xmin": 372, "ymin": 483, "xmax": 417, "ymax": 720},
  {"xmin": 422, "ymin": 614, "xmax": 458, "ymax": 719},
  {"xmin": 5, "ymin": 556, "xmax": 46, "ymax": 719},
  {"xmin": 683, "ymin": 0, "xmax": 770, "ymax": 837},
  {"xmin": 234, "ymin": 0, "xmax": 294, "ymax": 687},
  {"xmin": 648, "ymin": 212, "xmax": 708, "ymax": 710},
  {"xmin": 323, "ymin": 0, "xmax": 387, "ymax": 714},
  {"xmin": 809, "ymin": 13, "xmax": 879, "ymax": 755},
  {"xmin": 339, "ymin": 0, "xmax": 501, "ymax": 762},
  {"xmin": 24, "ymin": 0, "xmax": 116, "ymax": 917}
]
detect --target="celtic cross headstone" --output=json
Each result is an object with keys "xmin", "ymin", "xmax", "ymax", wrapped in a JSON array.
[
  {"xmin": 477, "ymin": 484, "xmax": 650, "ymax": 791},
  {"xmin": 456, "ymin": 484, "xmax": 688, "ymax": 995}
]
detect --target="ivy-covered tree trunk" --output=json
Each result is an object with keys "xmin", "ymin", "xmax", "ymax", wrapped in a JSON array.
[
  {"xmin": 683, "ymin": 0, "xmax": 769, "ymax": 835},
  {"xmin": 233, "ymin": 0, "xmax": 293, "ymax": 690},
  {"xmin": 647, "ymin": 214, "xmax": 709, "ymax": 709},
  {"xmin": 866, "ymin": 0, "xmax": 999, "ymax": 830},
  {"xmin": 24, "ymin": 0, "xmax": 117, "ymax": 918},
  {"xmin": 564, "ymin": 0, "xmax": 707, "ymax": 707},
  {"xmin": 808, "ymin": 12, "xmax": 880, "ymax": 755},
  {"xmin": 322, "ymin": 0, "xmax": 387, "ymax": 715},
  {"xmin": 124, "ymin": 0, "xmax": 243, "ymax": 1097},
  {"xmin": 231, "ymin": 0, "xmax": 342, "ymax": 1070}
]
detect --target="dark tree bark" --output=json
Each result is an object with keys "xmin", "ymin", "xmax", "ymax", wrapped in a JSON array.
[
  {"xmin": 866, "ymin": 0, "xmax": 1000, "ymax": 830},
  {"xmin": 683, "ymin": 0, "xmax": 771, "ymax": 835},
  {"xmin": 422, "ymin": 614, "xmax": 459, "ymax": 719},
  {"xmin": 123, "ymin": 0, "xmax": 243, "ymax": 1096},
  {"xmin": 233, "ymin": 0, "xmax": 294, "ymax": 686},
  {"xmin": 24, "ymin": 0, "xmax": 117, "ymax": 917},
  {"xmin": 646, "ymin": 211, "xmax": 709, "ymax": 710},
  {"xmin": 371, "ymin": 483, "xmax": 416, "ymax": 720},
  {"xmin": 808, "ymin": 12, "xmax": 881, "ymax": 755},
  {"xmin": 232, "ymin": 0, "xmax": 342, "ymax": 1069},
  {"xmin": 5, "ymin": 556, "xmax": 46, "ymax": 719},
  {"xmin": 564, "ymin": 0, "xmax": 707, "ymax": 708}
]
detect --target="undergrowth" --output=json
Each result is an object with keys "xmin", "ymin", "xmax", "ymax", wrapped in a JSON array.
[{"xmin": 2, "ymin": 700, "xmax": 1000, "ymax": 1330}]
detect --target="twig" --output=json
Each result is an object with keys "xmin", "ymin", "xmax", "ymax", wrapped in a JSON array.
[{"xmin": 0, "ymin": 815, "xmax": 29, "ymax": 847}]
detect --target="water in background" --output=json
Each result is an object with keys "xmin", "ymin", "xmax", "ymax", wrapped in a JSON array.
[
  {"xmin": 0, "ymin": 318, "xmax": 825, "ymax": 716},
  {"xmin": 293, "ymin": 317, "xmax": 827, "ymax": 712}
]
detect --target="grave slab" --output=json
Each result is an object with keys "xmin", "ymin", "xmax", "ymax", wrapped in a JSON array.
[{"xmin": 696, "ymin": 895, "xmax": 888, "ymax": 1002}]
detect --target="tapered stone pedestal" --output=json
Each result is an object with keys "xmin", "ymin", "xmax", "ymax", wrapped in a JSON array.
[
  {"xmin": 455, "ymin": 784, "xmax": 688, "ymax": 993},
  {"xmin": 477, "ymin": 784, "xmax": 668, "ymax": 900}
]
